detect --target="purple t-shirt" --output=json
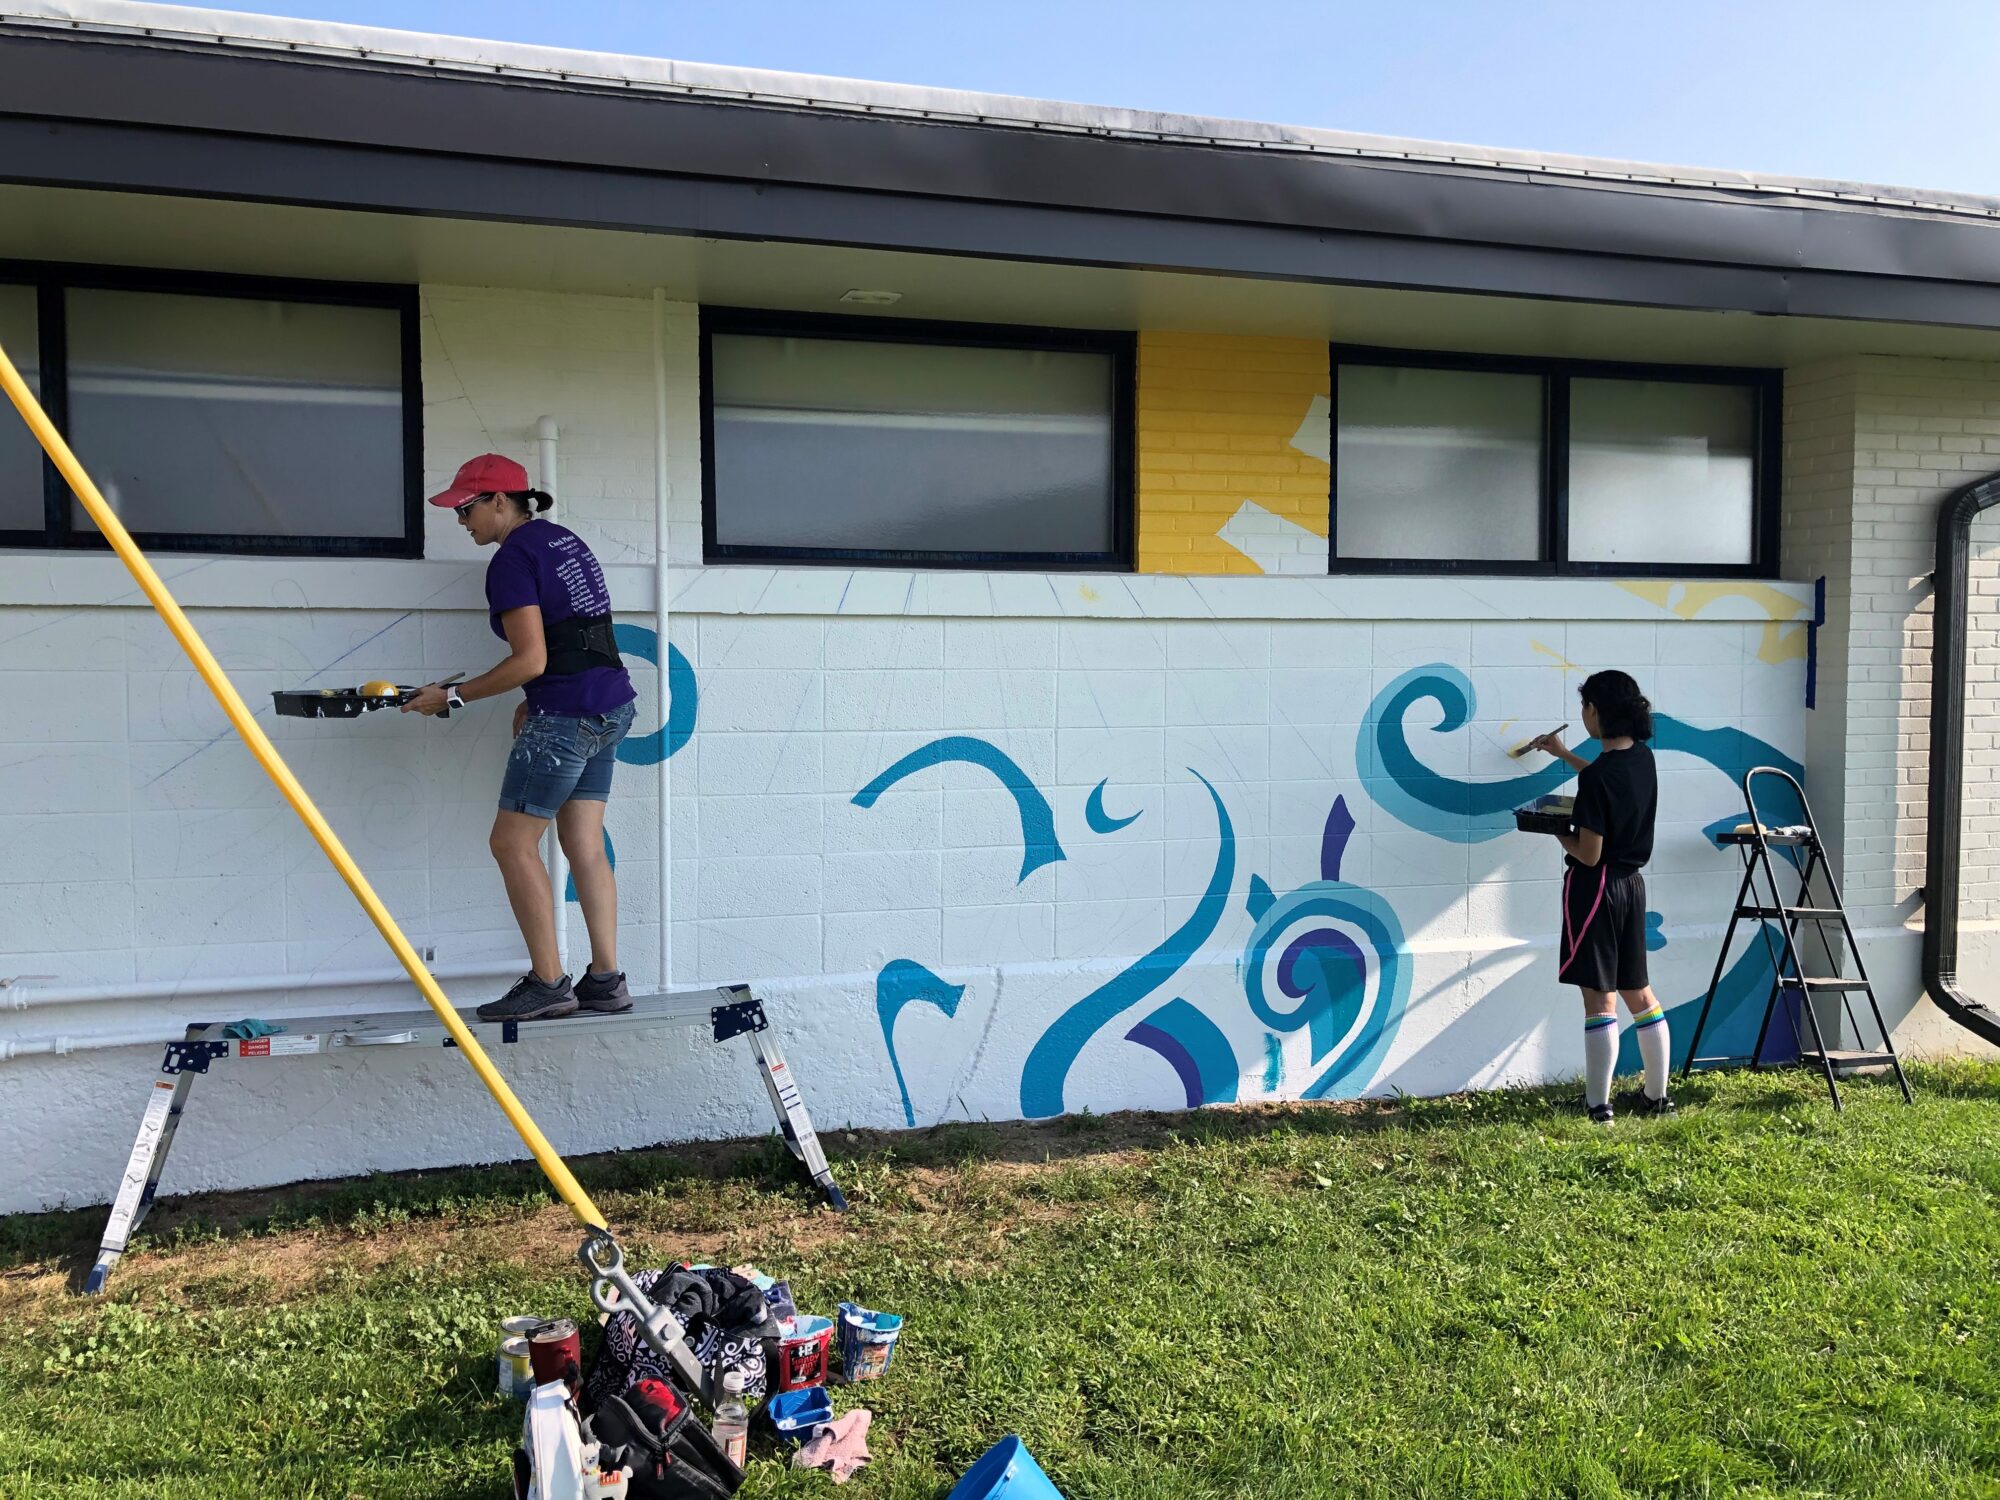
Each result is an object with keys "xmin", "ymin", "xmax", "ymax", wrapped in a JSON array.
[{"xmin": 485, "ymin": 519, "xmax": 637, "ymax": 718}]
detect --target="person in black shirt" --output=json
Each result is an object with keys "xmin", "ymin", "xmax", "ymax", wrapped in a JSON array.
[{"xmin": 1528, "ymin": 670, "xmax": 1674, "ymax": 1125}]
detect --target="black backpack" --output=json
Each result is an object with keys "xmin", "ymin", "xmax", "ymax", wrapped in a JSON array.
[{"xmin": 589, "ymin": 1378, "xmax": 744, "ymax": 1499}]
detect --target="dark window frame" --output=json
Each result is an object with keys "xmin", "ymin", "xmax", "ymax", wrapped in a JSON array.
[
  {"xmin": 1330, "ymin": 344, "xmax": 1782, "ymax": 578},
  {"xmin": 700, "ymin": 305, "xmax": 1136, "ymax": 570},
  {"xmin": 0, "ymin": 259, "xmax": 423, "ymax": 559}
]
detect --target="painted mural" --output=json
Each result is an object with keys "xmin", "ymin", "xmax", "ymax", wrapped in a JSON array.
[{"xmin": 849, "ymin": 649, "xmax": 1794, "ymax": 1128}]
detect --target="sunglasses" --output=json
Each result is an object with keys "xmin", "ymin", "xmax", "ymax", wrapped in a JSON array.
[{"xmin": 453, "ymin": 493, "xmax": 492, "ymax": 519}]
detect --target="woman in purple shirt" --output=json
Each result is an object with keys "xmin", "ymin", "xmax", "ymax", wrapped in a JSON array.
[{"xmin": 406, "ymin": 453, "xmax": 639, "ymax": 1023}]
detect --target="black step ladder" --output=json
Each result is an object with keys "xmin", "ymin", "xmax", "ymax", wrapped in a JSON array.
[{"xmin": 1681, "ymin": 766, "xmax": 1912, "ymax": 1110}]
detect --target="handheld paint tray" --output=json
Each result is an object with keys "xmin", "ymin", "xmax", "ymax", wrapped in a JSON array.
[{"xmin": 1513, "ymin": 795, "xmax": 1575, "ymax": 836}]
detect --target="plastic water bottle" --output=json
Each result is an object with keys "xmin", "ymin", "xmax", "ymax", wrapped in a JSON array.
[{"xmin": 711, "ymin": 1370, "xmax": 750, "ymax": 1470}]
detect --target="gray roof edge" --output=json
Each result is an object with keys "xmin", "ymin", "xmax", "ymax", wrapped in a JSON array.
[{"xmin": 7, "ymin": 0, "xmax": 1998, "ymax": 224}]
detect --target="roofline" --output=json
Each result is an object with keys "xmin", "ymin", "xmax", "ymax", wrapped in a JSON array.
[
  {"xmin": 9, "ymin": 0, "xmax": 1999, "ymax": 224},
  {"xmin": 4, "ymin": 2, "xmax": 2000, "ymax": 335}
]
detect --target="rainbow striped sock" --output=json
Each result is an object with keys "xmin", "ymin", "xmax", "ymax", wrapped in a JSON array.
[{"xmin": 1630, "ymin": 1003, "xmax": 1671, "ymax": 1099}]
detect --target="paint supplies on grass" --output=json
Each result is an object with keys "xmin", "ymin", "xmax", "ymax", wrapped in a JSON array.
[
  {"xmin": 835, "ymin": 1302, "xmax": 902, "ymax": 1383},
  {"xmin": 498, "ymin": 1336, "xmax": 535, "ymax": 1400}
]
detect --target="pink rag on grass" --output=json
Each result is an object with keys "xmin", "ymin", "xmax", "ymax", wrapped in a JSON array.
[{"xmin": 793, "ymin": 1408, "xmax": 873, "ymax": 1483}]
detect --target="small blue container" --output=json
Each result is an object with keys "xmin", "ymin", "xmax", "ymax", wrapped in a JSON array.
[
  {"xmin": 945, "ymin": 1436, "xmax": 1066, "ymax": 1500},
  {"xmin": 763, "ymin": 1384, "xmax": 832, "ymax": 1443},
  {"xmin": 835, "ymin": 1301, "xmax": 902, "ymax": 1382}
]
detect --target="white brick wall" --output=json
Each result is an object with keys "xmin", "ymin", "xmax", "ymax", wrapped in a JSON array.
[
  {"xmin": 1782, "ymin": 356, "xmax": 2000, "ymax": 1054},
  {"xmin": 0, "ymin": 282, "xmax": 1833, "ymax": 1212}
]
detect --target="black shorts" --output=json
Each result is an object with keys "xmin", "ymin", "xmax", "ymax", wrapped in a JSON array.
[{"xmin": 1559, "ymin": 864, "xmax": 1648, "ymax": 992}]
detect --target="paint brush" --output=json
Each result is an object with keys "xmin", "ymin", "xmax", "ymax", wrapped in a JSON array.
[{"xmin": 1509, "ymin": 723, "xmax": 1567, "ymax": 759}]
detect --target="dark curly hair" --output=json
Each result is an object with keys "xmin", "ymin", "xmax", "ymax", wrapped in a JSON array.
[{"xmin": 1579, "ymin": 669, "xmax": 1653, "ymax": 741}]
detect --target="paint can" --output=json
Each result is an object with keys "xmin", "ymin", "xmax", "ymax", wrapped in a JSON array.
[
  {"xmin": 502, "ymin": 1315, "xmax": 544, "ymax": 1338},
  {"xmin": 529, "ymin": 1317, "xmax": 583, "ymax": 1391},
  {"xmin": 776, "ymin": 1315, "xmax": 834, "ymax": 1390},
  {"xmin": 835, "ymin": 1302, "xmax": 902, "ymax": 1383},
  {"xmin": 496, "ymin": 1336, "xmax": 533, "ymax": 1399}
]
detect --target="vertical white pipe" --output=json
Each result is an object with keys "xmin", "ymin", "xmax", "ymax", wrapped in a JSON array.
[
  {"xmin": 652, "ymin": 290, "xmax": 673, "ymax": 994},
  {"xmin": 535, "ymin": 414, "xmax": 571, "ymax": 977}
]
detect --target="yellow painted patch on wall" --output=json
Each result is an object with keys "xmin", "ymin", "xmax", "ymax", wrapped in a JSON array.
[
  {"xmin": 1135, "ymin": 332, "xmax": 1330, "ymax": 575},
  {"xmin": 1619, "ymin": 581, "xmax": 1809, "ymax": 664}
]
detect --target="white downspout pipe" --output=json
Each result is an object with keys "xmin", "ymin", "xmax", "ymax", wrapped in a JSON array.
[
  {"xmin": 651, "ymin": 289, "xmax": 673, "ymax": 995},
  {"xmin": 534, "ymin": 414, "xmax": 572, "ymax": 978}
]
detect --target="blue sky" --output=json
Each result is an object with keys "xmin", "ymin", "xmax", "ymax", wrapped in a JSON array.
[{"xmin": 213, "ymin": 0, "xmax": 1997, "ymax": 195}]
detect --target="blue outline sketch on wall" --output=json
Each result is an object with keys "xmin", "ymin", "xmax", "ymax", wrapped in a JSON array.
[
  {"xmin": 1126, "ymin": 998, "xmax": 1240, "ymax": 1107},
  {"xmin": 1020, "ymin": 770, "xmax": 1235, "ymax": 1118},
  {"xmin": 854, "ymin": 736, "xmax": 1065, "ymax": 882},
  {"xmin": 875, "ymin": 960, "xmax": 968, "ymax": 1128},
  {"xmin": 568, "ymin": 623, "xmax": 696, "ymax": 902},
  {"xmin": 1241, "ymin": 796, "xmax": 1411, "ymax": 1099}
]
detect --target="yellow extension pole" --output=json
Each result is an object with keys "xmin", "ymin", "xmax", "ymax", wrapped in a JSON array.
[{"xmin": 0, "ymin": 337, "xmax": 608, "ymax": 1233}]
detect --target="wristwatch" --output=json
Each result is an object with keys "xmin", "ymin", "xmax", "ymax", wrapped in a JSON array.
[{"xmin": 445, "ymin": 687, "xmax": 466, "ymax": 712}]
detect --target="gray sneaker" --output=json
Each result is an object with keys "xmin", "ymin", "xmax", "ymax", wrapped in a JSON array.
[
  {"xmin": 575, "ymin": 970, "xmax": 632, "ymax": 1013},
  {"xmin": 477, "ymin": 972, "xmax": 577, "ymax": 1022}
]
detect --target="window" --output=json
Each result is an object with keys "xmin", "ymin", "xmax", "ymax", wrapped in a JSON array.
[
  {"xmin": 0, "ymin": 264, "xmax": 420, "ymax": 557},
  {"xmin": 0, "ymin": 283, "xmax": 42, "ymax": 534},
  {"xmin": 1332, "ymin": 348, "xmax": 1777, "ymax": 576},
  {"xmin": 702, "ymin": 309, "xmax": 1132, "ymax": 568}
]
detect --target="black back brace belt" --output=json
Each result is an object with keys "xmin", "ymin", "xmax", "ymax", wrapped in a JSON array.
[{"xmin": 544, "ymin": 613, "xmax": 624, "ymax": 676}]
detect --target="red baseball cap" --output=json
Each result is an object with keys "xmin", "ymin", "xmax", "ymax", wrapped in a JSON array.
[{"xmin": 428, "ymin": 453, "xmax": 530, "ymax": 507}]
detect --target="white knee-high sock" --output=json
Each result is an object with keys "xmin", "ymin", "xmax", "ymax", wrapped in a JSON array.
[
  {"xmin": 1630, "ymin": 1002, "xmax": 1671, "ymax": 1101},
  {"xmin": 1583, "ymin": 1014, "xmax": 1618, "ymax": 1108}
]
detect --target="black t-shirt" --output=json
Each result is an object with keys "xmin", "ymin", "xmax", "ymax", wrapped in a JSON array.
[{"xmin": 1569, "ymin": 744, "xmax": 1657, "ymax": 873}]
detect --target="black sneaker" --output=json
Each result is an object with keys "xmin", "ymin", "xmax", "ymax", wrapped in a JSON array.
[
  {"xmin": 575, "ymin": 969, "xmax": 632, "ymax": 1014},
  {"xmin": 1588, "ymin": 1103, "xmax": 1616, "ymax": 1126},
  {"xmin": 1626, "ymin": 1091, "xmax": 1678, "ymax": 1119},
  {"xmin": 477, "ymin": 972, "xmax": 577, "ymax": 1022}
]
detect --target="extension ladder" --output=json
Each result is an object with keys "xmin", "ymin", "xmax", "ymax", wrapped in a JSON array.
[
  {"xmin": 85, "ymin": 984, "xmax": 847, "ymax": 1293},
  {"xmin": 1681, "ymin": 767, "xmax": 1912, "ymax": 1110}
]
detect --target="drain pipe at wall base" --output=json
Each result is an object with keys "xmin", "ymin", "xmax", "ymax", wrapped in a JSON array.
[
  {"xmin": 1924, "ymin": 467, "xmax": 2000, "ymax": 1048},
  {"xmin": 535, "ymin": 414, "xmax": 573, "ymax": 979},
  {"xmin": 652, "ymin": 289, "xmax": 673, "ymax": 996}
]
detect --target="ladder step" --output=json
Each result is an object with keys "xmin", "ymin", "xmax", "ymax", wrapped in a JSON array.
[
  {"xmin": 1736, "ymin": 905, "xmax": 1845, "ymax": 921},
  {"xmin": 1801, "ymin": 1049, "xmax": 1899, "ymax": 1069},
  {"xmin": 1790, "ymin": 977, "xmax": 1873, "ymax": 992}
]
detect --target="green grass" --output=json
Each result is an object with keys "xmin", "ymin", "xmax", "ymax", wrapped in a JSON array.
[{"xmin": 3, "ymin": 1064, "xmax": 1999, "ymax": 1498}]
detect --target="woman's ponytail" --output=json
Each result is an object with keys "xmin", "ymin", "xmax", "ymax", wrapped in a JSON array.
[
  {"xmin": 502, "ymin": 489, "xmax": 555, "ymax": 517},
  {"xmin": 1579, "ymin": 669, "xmax": 1654, "ymax": 741}
]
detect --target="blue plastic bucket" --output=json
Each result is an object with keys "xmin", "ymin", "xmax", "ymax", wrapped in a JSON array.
[
  {"xmin": 945, "ymin": 1436, "xmax": 1066, "ymax": 1500},
  {"xmin": 835, "ymin": 1302, "xmax": 902, "ymax": 1383}
]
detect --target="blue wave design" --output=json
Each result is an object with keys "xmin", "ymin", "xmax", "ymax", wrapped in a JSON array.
[
  {"xmin": 1361, "ymin": 666, "xmax": 1590, "ymax": 843},
  {"xmin": 875, "ymin": 959, "xmax": 968, "ymax": 1127},
  {"xmin": 1243, "ymin": 883, "xmax": 1411, "ymax": 1099},
  {"xmin": 1362, "ymin": 664, "xmax": 1806, "ymax": 843},
  {"xmin": 1617, "ymin": 931, "xmax": 1789, "ymax": 1073},
  {"xmin": 612, "ymin": 623, "xmax": 698, "ymax": 767},
  {"xmin": 1020, "ymin": 771, "xmax": 1234, "ymax": 1117},
  {"xmin": 1126, "ymin": 998, "xmax": 1240, "ymax": 1107},
  {"xmin": 855, "ymin": 736, "xmax": 1065, "ymax": 883},
  {"xmin": 1085, "ymin": 779, "xmax": 1142, "ymax": 834}
]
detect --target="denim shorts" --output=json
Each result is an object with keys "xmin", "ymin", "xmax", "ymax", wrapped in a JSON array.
[{"xmin": 497, "ymin": 701, "xmax": 636, "ymax": 819}]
